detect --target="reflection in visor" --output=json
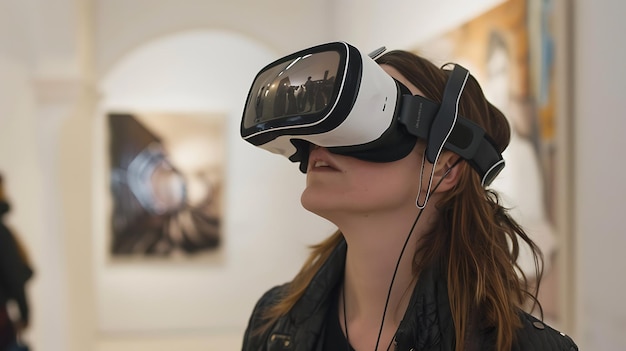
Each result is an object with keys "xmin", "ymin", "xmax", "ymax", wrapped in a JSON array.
[{"xmin": 247, "ymin": 51, "xmax": 341, "ymax": 127}]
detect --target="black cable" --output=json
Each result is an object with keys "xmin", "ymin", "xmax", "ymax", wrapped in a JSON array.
[
  {"xmin": 342, "ymin": 161, "xmax": 460, "ymax": 350},
  {"xmin": 372, "ymin": 203, "xmax": 425, "ymax": 350},
  {"xmin": 342, "ymin": 207, "xmax": 424, "ymax": 351},
  {"xmin": 373, "ymin": 161, "xmax": 459, "ymax": 350}
]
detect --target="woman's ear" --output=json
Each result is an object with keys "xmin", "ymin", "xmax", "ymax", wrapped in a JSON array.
[{"xmin": 432, "ymin": 151, "xmax": 463, "ymax": 192}]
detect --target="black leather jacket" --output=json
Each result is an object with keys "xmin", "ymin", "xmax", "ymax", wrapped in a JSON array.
[{"xmin": 242, "ymin": 239, "xmax": 578, "ymax": 351}]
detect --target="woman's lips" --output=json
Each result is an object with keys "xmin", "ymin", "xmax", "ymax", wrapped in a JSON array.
[
  {"xmin": 310, "ymin": 160, "xmax": 338, "ymax": 171},
  {"xmin": 308, "ymin": 149, "xmax": 341, "ymax": 172}
]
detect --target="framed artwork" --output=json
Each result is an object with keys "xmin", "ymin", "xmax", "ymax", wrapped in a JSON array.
[
  {"xmin": 414, "ymin": 0, "xmax": 568, "ymax": 327},
  {"xmin": 107, "ymin": 112, "xmax": 225, "ymax": 258}
]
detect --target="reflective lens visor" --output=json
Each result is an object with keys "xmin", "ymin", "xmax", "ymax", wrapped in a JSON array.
[
  {"xmin": 241, "ymin": 42, "xmax": 360, "ymax": 146},
  {"xmin": 242, "ymin": 51, "xmax": 341, "ymax": 128},
  {"xmin": 241, "ymin": 41, "xmax": 404, "ymax": 166}
]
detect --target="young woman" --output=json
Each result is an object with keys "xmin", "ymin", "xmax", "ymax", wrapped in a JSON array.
[{"xmin": 240, "ymin": 43, "xmax": 578, "ymax": 351}]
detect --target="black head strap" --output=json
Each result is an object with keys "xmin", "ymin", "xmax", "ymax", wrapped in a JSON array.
[
  {"xmin": 426, "ymin": 65, "xmax": 469, "ymax": 163},
  {"xmin": 398, "ymin": 65, "xmax": 505, "ymax": 186}
]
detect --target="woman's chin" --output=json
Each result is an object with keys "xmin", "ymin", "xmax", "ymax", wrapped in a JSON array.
[
  {"xmin": 300, "ymin": 191, "xmax": 325, "ymax": 214},
  {"xmin": 300, "ymin": 190, "xmax": 341, "ymax": 218}
]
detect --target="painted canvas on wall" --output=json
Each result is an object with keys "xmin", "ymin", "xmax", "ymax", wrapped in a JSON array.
[
  {"xmin": 107, "ymin": 112, "xmax": 225, "ymax": 258},
  {"xmin": 414, "ymin": 0, "xmax": 562, "ymax": 325}
]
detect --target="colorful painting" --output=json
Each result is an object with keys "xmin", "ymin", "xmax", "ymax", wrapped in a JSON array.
[
  {"xmin": 414, "ymin": 0, "xmax": 563, "ymax": 325},
  {"xmin": 107, "ymin": 112, "xmax": 225, "ymax": 258}
]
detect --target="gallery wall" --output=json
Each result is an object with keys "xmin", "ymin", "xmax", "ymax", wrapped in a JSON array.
[
  {"xmin": 573, "ymin": 1, "xmax": 626, "ymax": 349},
  {"xmin": 95, "ymin": 29, "xmax": 336, "ymax": 335}
]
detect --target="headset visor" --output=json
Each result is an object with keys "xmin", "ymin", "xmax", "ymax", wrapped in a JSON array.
[
  {"xmin": 242, "ymin": 51, "xmax": 340, "ymax": 128},
  {"xmin": 241, "ymin": 43, "xmax": 357, "ymax": 138}
]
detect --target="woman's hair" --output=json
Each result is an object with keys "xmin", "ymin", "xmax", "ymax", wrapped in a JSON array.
[{"xmin": 256, "ymin": 50, "xmax": 543, "ymax": 350}]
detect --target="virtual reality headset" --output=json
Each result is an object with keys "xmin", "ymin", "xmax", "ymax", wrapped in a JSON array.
[{"xmin": 240, "ymin": 41, "xmax": 504, "ymax": 186}]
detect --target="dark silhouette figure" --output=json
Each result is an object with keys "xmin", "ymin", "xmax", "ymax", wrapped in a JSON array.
[
  {"xmin": 0, "ymin": 174, "xmax": 33, "ymax": 350},
  {"xmin": 286, "ymin": 85, "xmax": 298, "ymax": 115},
  {"xmin": 304, "ymin": 76, "xmax": 316, "ymax": 112}
]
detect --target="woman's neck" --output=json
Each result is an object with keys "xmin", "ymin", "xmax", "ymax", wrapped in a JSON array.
[
  {"xmin": 337, "ymin": 203, "xmax": 439, "ymax": 350},
  {"xmin": 342, "ymin": 222, "xmax": 419, "ymax": 318}
]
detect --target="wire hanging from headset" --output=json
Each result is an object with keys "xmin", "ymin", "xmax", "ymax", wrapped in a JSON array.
[
  {"xmin": 415, "ymin": 151, "xmax": 439, "ymax": 209},
  {"xmin": 416, "ymin": 65, "xmax": 469, "ymax": 209}
]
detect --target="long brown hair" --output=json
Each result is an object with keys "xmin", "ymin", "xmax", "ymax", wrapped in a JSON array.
[{"xmin": 257, "ymin": 51, "xmax": 543, "ymax": 350}]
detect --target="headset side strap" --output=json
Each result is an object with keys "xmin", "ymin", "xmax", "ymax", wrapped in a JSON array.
[{"xmin": 426, "ymin": 65, "xmax": 469, "ymax": 163}]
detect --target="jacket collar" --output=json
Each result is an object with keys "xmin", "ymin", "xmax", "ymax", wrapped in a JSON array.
[
  {"xmin": 289, "ymin": 238, "xmax": 347, "ymax": 325},
  {"xmin": 286, "ymin": 236, "xmax": 456, "ymax": 350},
  {"xmin": 395, "ymin": 254, "xmax": 455, "ymax": 350}
]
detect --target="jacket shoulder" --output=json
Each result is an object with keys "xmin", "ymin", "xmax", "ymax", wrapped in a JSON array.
[
  {"xmin": 514, "ymin": 313, "xmax": 578, "ymax": 351},
  {"xmin": 242, "ymin": 284, "xmax": 289, "ymax": 351}
]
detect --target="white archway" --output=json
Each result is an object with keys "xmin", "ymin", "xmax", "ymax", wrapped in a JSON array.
[{"xmin": 93, "ymin": 29, "xmax": 333, "ymax": 349}]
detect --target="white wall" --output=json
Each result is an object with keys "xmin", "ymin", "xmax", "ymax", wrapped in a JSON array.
[
  {"xmin": 0, "ymin": 1, "xmax": 86, "ymax": 350},
  {"xmin": 94, "ymin": 0, "xmax": 337, "ymax": 77},
  {"xmin": 2, "ymin": 0, "xmax": 626, "ymax": 350},
  {"xmin": 330, "ymin": 0, "xmax": 506, "ymax": 50},
  {"xmin": 0, "ymin": 56, "xmax": 53, "ymax": 351},
  {"xmin": 574, "ymin": 1, "xmax": 626, "ymax": 349}
]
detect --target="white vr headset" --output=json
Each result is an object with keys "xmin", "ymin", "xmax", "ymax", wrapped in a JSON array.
[{"xmin": 240, "ymin": 41, "xmax": 505, "ymax": 186}]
